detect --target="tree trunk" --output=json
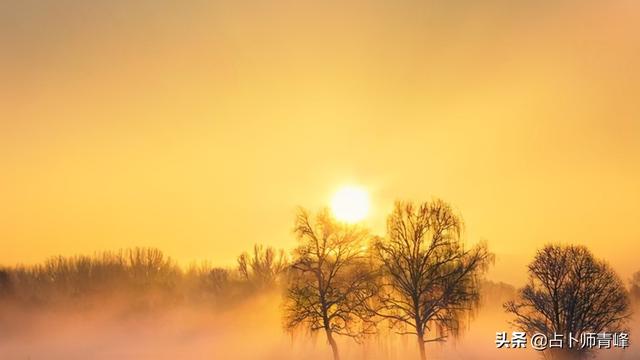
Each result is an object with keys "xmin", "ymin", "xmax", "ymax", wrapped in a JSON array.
[
  {"xmin": 325, "ymin": 328, "xmax": 341, "ymax": 360},
  {"xmin": 417, "ymin": 332, "xmax": 426, "ymax": 360}
]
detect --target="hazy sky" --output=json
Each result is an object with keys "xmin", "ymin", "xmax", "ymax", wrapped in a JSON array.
[{"xmin": 1, "ymin": 0, "xmax": 639, "ymax": 284}]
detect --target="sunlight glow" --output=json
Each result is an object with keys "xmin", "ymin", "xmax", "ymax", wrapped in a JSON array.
[{"xmin": 330, "ymin": 186, "xmax": 370, "ymax": 223}]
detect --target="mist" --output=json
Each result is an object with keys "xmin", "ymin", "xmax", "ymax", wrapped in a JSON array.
[{"xmin": 1, "ymin": 248, "xmax": 638, "ymax": 359}]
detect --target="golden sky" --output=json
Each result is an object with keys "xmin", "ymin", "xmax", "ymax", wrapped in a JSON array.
[{"xmin": 1, "ymin": 0, "xmax": 639, "ymax": 284}]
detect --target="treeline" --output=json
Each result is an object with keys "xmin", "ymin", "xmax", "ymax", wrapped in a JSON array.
[{"xmin": 0, "ymin": 246, "xmax": 288, "ymax": 309}]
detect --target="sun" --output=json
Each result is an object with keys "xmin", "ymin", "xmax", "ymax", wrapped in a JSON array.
[{"xmin": 330, "ymin": 186, "xmax": 370, "ymax": 223}]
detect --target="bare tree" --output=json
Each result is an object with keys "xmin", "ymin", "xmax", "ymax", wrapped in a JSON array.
[
  {"xmin": 373, "ymin": 200, "xmax": 492, "ymax": 360},
  {"xmin": 237, "ymin": 244, "xmax": 288, "ymax": 289},
  {"xmin": 284, "ymin": 208, "xmax": 376, "ymax": 360},
  {"xmin": 126, "ymin": 247, "xmax": 179, "ymax": 289},
  {"xmin": 505, "ymin": 245, "xmax": 630, "ymax": 360}
]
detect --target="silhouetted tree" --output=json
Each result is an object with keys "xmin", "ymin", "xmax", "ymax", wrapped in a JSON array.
[
  {"xmin": 285, "ymin": 208, "xmax": 376, "ymax": 360},
  {"xmin": 237, "ymin": 244, "xmax": 288, "ymax": 289},
  {"xmin": 126, "ymin": 247, "xmax": 179, "ymax": 289},
  {"xmin": 373, "ymin": 200, "xmax": 492, "ymax": 360},
  {"xmin": 505, "ymin": 245, "xmax": 630, "ymax": 360}
]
